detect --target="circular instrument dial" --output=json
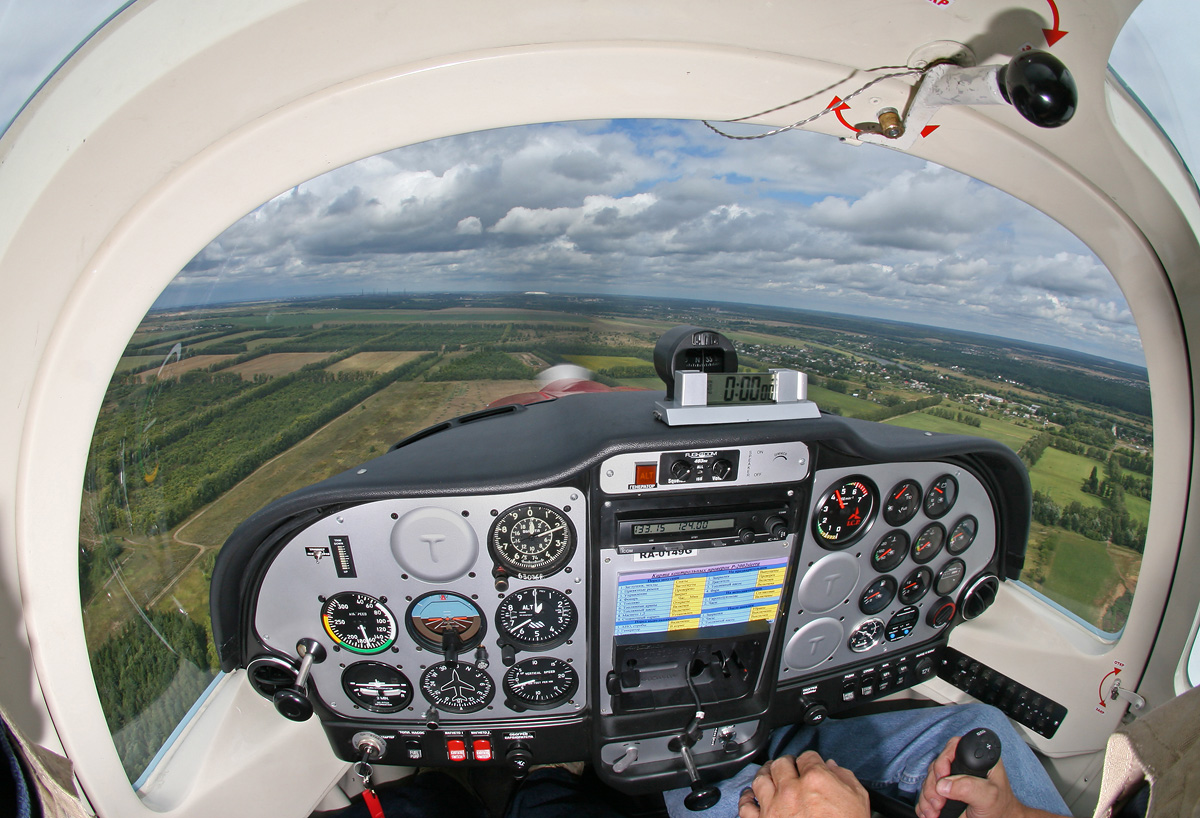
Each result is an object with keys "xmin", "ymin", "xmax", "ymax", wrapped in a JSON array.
[
  {"xmin": 923, "ymin": 475, "xmax": 959, "ymax": 519},
  {"xmin": 871, "ymin": 530, "xmax": 910, "ymax": 573},
  {"xmin": 848, "ymin": 618, "xmax": 885, "ymax": 653},
  {"xmin": 935, "ymin": 558, "xmax": 967, "ymax": 596},
  {"xmin": 912, "ymin": 524, "xmax": 946, "ymax": 564},
  {"xmin": 489, "ymin": 503, "xmax": 576, "ymax": 576},
  {"xmin": 503, "ymin": 656, "xmax": 579, "ymax": 710},
  {"xmin": 947, "ymin": 516, "xmax": 978, "ymax": 555},
  {"xmin": 320, "ymin": 592, "xmax": 397, "ymax": 654},
  {"xmin": 883, "ymin": 480, "xmax": 922, "ymax": 526},
  {"xmin": 420, "ymin": 661, "xmax": 495, "ymax": 713},
  {"xmin": 859, "ymin": 576, "xmax": 896, "ymax": 615},
  {"xmin": 496, "ymin": 587, "xmax": 578, "ymax": 651},
  {"xmin": 342, "ymin": 662, "xmax": 413, "ymax": 713},
  {"xmin": 406, "ymin": 592, "xmax": 486, "ymax": 652},
  {"xmin": 898, "ymin": 567, "xmax": 933, "ymax": 605},
  {"xmin": 813, "ymin": 477, "xmax": 877, "ymax": 549}
]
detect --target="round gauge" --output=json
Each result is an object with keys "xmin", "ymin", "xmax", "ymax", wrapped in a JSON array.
[
  {"xmin": 870, "ymin": 530, "xmax": 910, "ymax": 573},
  {"xmin": 923, "ymin": 475, "xmax": 959, "ymax": 519},
  {"xmin": 859, "ymin": 576, "xmax": 896, "ymax": 615},
  {"xmin": 320, "ymin": 592, "xmax": 398, "ymax": 654},
  {"xmin": 489, "ymin": 503, "xmax": 576, "ymax": 576},
  {"xmin": 420, "ymin": 661, "xmax": 495, "ymax": 713},
  {"xmin": 496, "ymin": 587, "xmax": 578, "ymax": 651},
  {"xmin": 885, "ymin": 607, "xmax": 920, "ymax": 642},
  {"xmin": 407, "ymin": 592, "xmax": 486, "ymax": 652},
  {"xmin": 912, "ymin": 523, "xmax": 946, "ymax": 564},
  {"xmin": 883, "ymin": 480, "xmax": 922, "ymax": 526},
  {"xmin": 503, "ymin": 656, "xmax": 579, "ymax": 710},
  {"xmin": 813, "ymin": 477, "xmax": 877, "ymax": 549},
  {"xmin": 848, "ymin": 618, "xmax": 885, "ymax": 653},
  {"xmin": 898, "ymin": 567, "xmax": 933, "ymax": 605},
  {"xmin": 935, "ymin": 559, "xmax": 967, "ymax": 596},
  {"xmin": 947, "ymin": 516, "xmax": 978, "ymax": 555},
  {"xmin": 342, "ymin": 662, "xmax": 414, "ymax": 713}
]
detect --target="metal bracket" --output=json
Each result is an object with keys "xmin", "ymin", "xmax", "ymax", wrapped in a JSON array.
[{"xmin": 1110, "ymin": 680, "xmax": 1147, "ymax": 712}]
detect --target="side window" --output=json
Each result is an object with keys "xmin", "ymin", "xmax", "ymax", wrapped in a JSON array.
[{"xmin": 80, "ymin": 120, "xmax": 1148, "ymax": 783}]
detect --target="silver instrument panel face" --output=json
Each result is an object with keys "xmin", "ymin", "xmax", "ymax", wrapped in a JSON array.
[
  {"xmin": 254, "ymin": 487, "xmax": 587, "ymax": 723},
  {"xmin": 778, "ymin": 462, "xmax": 997, "ymax": 682}
]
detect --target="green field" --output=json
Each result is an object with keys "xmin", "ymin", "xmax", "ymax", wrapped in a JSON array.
[
  {"xmin": 1023, "ymin": 523, "xmax": 1123, "ymax": 627},
  {"xmin": 807, "ymin": 385, "xmax": 879, "ymax": 417},
  {"xmin": 1027, "ymin": 447, "xmax": 1107, "ymax": 511},
  {"xmin": 885, "ymin": 410, "xmax": 1037, "ymax": 452}
]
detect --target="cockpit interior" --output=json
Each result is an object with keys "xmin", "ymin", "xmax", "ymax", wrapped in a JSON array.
[{"xmin": 1, "ymin": 1, "xmax": 1198, "ymax": 817}]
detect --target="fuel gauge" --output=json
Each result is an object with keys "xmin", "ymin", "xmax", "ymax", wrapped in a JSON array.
[{"xmin": 883, "ymin": 480, "xmax": 922, "ymax": 526}]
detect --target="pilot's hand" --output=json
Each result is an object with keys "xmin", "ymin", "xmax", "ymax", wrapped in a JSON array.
[
  {"xmin": 916, "ymin": 736, "xmax": 1060, "ymax": 818},
  {"xmin": 738, "ymin": 751, "xmax": 870, "ymax": 818}
]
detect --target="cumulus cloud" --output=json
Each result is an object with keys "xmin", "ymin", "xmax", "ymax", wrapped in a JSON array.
[{"xmin": 163, "ymin": 119, "xmax": 1144, "ymax": 364}]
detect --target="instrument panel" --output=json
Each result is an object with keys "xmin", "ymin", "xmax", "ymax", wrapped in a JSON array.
[{"xmin": 213, "ymin": 387, "xmax": 1029, "ymax": 791}]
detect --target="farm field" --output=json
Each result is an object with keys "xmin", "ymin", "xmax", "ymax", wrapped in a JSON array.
[
  {"xmin": 138, "ymin": 354, "xmax": 234, "ymax": 380},
  {"xmin": 564, "ymin": 354, "xmax": 650, "ymax": 370},
  {"xmin": 1022, "ymin": 522, "xmax": 1131, "ymax": 628},
  {"xmin": 227, "ymin": 352, "xmax": 329, "ymax": 378},
  {"xmin": 1027, "ymin": 447, "xmax": 1108, "ymax": 512},
  {"xmin": 326, "ymin": 350, "xmax": 427, "ymax": 374}
]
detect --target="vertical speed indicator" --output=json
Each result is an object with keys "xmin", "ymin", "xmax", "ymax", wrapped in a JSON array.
[{"xmin": 812, "ymin": 477, "xmax": 877, "ymax": 549}]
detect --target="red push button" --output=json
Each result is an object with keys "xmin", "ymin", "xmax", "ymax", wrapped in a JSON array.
[
  {"xmin": 472, "ymin": 739, "xmax": 493, "ymax": 761},
  {"xmin": 447, "ymin": 739, "xmax": 467, "ymax": 761},
  {"xmin": 634, "ymin": 464, "xmax": 657, "ymax": 486}
]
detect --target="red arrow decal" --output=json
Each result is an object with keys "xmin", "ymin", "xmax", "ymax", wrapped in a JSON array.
[
  {"xmin": 921, "ymin": 125, "xmax": 939, "ymax": 138},
  {"xmin": 1097, "ymin": 667, "xmax": 1122, "ymax": 707},
  {"xmin": 829, "ymin": 96, "xmax": 860, "ymax": 134},
  {"xmin": 1043, "ymin": 0, "xmax": 1068, "ymax": 46}
]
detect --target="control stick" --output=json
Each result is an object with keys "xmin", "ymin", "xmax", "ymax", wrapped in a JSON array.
[
  {"xmin": 273, "ymin": 638, "xmax": 326, "ymax": 721},
  {"xmin": 941, "ymin": 727, "xmax": 1002, "ymax": 818}
]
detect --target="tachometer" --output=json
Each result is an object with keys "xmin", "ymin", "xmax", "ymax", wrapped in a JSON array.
[
  {"xmin": 320, "ymin": 592, "xmax": 397, "ymax": 654},
  {"xmin": 813, "ymin": 477, "xmax": 877, "ymax": 549},
  {"xmin": 489, "ymin": 503, "xmax": 576, "ymax": 576},
  {"xmin": 496, "ymin": 587, "xmax": 577, "ymax": 651},
  {"xmin": 503, "ymin": 656, "xmax": 578, "ymax": 710}
]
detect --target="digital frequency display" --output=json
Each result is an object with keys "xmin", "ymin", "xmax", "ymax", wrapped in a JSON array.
[
  {"xmin": 614, "ymin": 557, "xmax": 786, "ymax": 636},
  {"xmin": 630, "ymin": 518, "xmax": 736, "ymax": 537}
]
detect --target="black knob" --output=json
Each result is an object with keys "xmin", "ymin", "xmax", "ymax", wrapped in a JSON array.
[
  {"xmin": 684, "ymin": 781, "xmax": 722, "ymax": 811},
  {"xmin": 272, "ymin": 687, "xmax": 314, "ymax": 721},
  {"xmin": 799, "ymin": 697, "xmax": 829, "ymax": 726},
  {"xmin": 998, "ymin": 51, "xmax": 1077, "ymax": 127},
  {"xmin": 764, "ymin": 516, "xmax": 788, "ymax": 540},
  {"xmin": 671, "ymin": 459, "xmax": 693, "ymax": 480},
  {"xmin": 941, "ymin": 728, "xmax": 1002, "ymax": 818},
  {"xmin": 738, "ymin": 528, "xmax": 755, "ymax": 544},
  {"xmin": 711, "ymin": 459, "xmax": 733, "ymax": 480},
  {"xmin": 506, "ymin": 743, "xmax": 533, "ymax": 778},
  {"xmin": 927, "ymin": 597, "xmax": 956, "ymax": 628}
]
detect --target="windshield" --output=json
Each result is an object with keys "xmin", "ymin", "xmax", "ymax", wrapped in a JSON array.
[{"xmin": 80, "ymin": 119, "xmax": 1152, "ymax": 784}]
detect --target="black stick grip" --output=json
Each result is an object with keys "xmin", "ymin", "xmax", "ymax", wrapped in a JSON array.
[{"xmin": 940, "ymin": 727, "xmax": 1002, "ymax": 818}]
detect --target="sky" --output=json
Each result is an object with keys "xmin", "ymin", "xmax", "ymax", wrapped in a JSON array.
[{"xmin": 3, "ymin": 1, "xmax": 1198, "ymax": 367}]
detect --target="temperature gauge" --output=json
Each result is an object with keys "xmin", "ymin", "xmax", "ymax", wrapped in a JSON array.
[
  {"xmin": 947, "ymin": 516, "xmax": 978, "ymax": 555},
  {"xmin": 912, "ymin": 524, "xmax": 946, "ymax": 564},
  {"xmin": 859, "ymin": 576, "xmax": 896, "ymax": 615},
  {"xmin": 871, "ymin": 530, "xmax": 909, "ymax": 573},
  {"xmin": 898, "ymin": 567, "xmax": 933, "ymax": 605}
]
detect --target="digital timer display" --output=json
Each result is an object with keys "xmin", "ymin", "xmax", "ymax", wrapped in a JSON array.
[
  {"xmin": 706, "ymin": 373, "xmax": 776, "ymax": 406},
  {"xmin": 631, "ymin": 518, "xmax": 736, "ymax": 537}
]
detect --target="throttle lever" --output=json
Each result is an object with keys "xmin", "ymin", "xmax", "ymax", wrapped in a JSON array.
[
  {"xmin": 941, "ymin": 727, "xmax": 1002, "ymax": 818},
  {"xmin": 272, "ymin": 638, "xmax": 326, "ymax": 722}
]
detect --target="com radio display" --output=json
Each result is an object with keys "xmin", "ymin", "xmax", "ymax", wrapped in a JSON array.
[{"xmin": 614, "ymin": 557, "xmax": 786, "ymax": 636}]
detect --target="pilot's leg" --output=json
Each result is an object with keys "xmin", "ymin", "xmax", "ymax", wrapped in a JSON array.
[
  {"xmin": 664, "ymin": 704, "xmax": 1069, "ymax": 818},
  {"xmin": 504, "ymin": 767, "xmax": 628, "ymax": 818}
]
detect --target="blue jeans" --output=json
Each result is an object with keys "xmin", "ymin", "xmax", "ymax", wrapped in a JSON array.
[{"xmin": 664, "ymin": 703, "xmax": 1070, "ymax": 817}]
